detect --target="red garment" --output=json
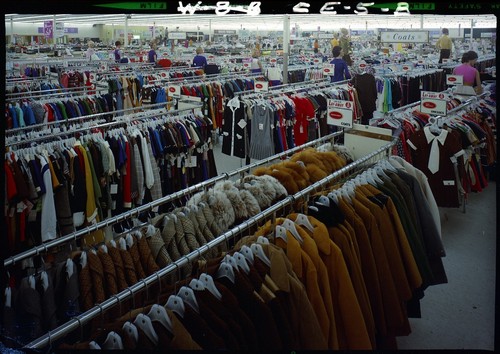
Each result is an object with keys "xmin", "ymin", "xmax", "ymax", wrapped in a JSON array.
[
  {"xmin": 5, "ymin": 160, "xmax": 17, "ymax": 202},
  {"xmin": 292, "ymin": 97, "xmax": 315, "ymax": 146}
]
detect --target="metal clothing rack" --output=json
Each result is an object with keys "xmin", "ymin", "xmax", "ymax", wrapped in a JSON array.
[
  {"xmin": 4, "ymin": 130, "xmax": 343, "ymax": 269},
  {"xmin": 23, "ymin": 136, "xmax": 397, "ymax": 350}
]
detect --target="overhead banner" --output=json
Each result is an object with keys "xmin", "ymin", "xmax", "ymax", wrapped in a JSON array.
[
  {"xmin": 43, "ymin": 21, "xmax": 53, "ymax": 39},
  {"xmin": 380, "ymin": 30, "xmax": 429, "ymax": 43},
  {"xmin": 169, "ymin": 32, "xmax": 187, "ymax": 40},
  {"xmin": 55, "ymin": 22, "xmax": 64, "ymax": 38}
]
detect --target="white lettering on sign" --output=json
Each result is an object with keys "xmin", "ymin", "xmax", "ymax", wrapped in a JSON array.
[
  {"xmin": 177, "ymin": 1, "xmax": 261, "ymax": 15},
  {"xmin": 380, "ymin": 30, "xmax": 428, "ymax": 43},
  {"xmin": 292, "ymin": 1, "xmax": 410, "ymax": 15}
]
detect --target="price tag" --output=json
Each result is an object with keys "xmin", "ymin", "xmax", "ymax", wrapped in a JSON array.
[
  {"xmin": 358, "ymin": 61, "xmax": 367, "ymax": 70},
  {"xmin": 159, "ymin": 71, "xmax": 169, "ymax": 79},
  {"xmin": 420, "ymin": 91, "xmax": 450, "ymax": 116},
  {"xmin": 322, "ymin": 64, "xmax": 335, "ymax": 76},
  {"xmin": 446, "ymin": 74, "xmax": 464, "ymax": 85},
  {"xmin": 327, "ymin": 99, "xmax": 353, "ymax": 128},
  {"xmin": 254, "ymin": 81, "xmax": 269, "ymax": 92},
  {"xmin": 270, "ymin": 58, "xmax": 277, "ymax": 64},
  {"xmin": 110, "ymin": 184, "xmax": 118, "ymax": 194},
  {"xmin": 168, "ymin": 85, "xmax": 181, "ymax": 98},
  {"xmin": 190, "ymin": 155, "xmax": 197, "ymax": 167}
]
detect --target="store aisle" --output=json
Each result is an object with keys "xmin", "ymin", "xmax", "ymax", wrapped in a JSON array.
[{"xmin": 397, "ymin": 181, "xmax": 497, "ymax": 350}]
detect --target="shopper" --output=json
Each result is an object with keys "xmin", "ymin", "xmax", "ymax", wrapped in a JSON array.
[
  {"xmin": 85, "ymin": 40, "xmax": 96, "ymax": 60},
  {"xmin": 435, "ymin": 28, "xmax": 452, "ymax": 63},
  {"xmin": 313, "ymin": 39, "xmax": 319, "ymax": 54},
  {"xmin": 330, "ymin": 33, "xmax": 339, "ymax": 49},
  {"xmin": 250, "ymin": 49, "xmax": 263, "ymax": 73},
  {"xmin": 339, "ymin": 28, "xmax": 353, "ymax": 66},
  {"xmin": 148, "ymin": 41, "xmax": 157, "ymax": 64},
  {"xmin": 453, "ymin": 50, "xmax": 483, "ymax": 94},
  {"xmin": 114, "ymin": 40, "xmax": 122, "ymax": 62},
  {"xmin": 192, "ymin": 47, "xmax": 208, "ymax": 69},
  {"xmin": 329, "ymin": 46, "xmax": 351, "ymax": 83}
]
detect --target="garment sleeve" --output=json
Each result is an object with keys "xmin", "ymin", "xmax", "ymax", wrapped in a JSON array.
[{"xmin": 344, "ymin": 63, "xmax": 352, "ymax": 80}]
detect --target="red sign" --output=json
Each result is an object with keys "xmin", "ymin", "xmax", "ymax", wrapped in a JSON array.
[
  {"xmin": 448, "ymin": 77, "xmax": 457, "ymax": 82},
  {"xmin": 359, "ymin": 63, "xmax": 366, "ymax": 68},
  {"xmin": 256, "ymin": 83, "xmax": 263, "ymax": 89},
  {"xmin": 324, "ymin": 68, "xmax": 331, "ymax": 73},
  {"xmin": 329, "ymin": 111, "xmax": 343, "ymax": 119},
  {"xmin": 423, "ymin": 102, "xmax": 436, "ymax": 109},
  {"xmin": 169, "ymin": 87, "xmax": 175, "ymax": 92}
]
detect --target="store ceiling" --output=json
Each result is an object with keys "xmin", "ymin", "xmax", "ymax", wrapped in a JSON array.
[{"xmin": 4, "ymin": 13, "xmax": 497, "ymax": 31}]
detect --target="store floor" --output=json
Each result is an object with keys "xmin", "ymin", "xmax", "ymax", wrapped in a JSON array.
[
  {"xmin": 397, "ymin": 180, "xmax": 497, "ymax": 351},
  {"xmin": 213, "ymin": 143, "xmax": 497, "ymax": 351}
]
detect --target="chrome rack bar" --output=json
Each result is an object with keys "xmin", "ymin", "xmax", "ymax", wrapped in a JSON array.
[
  {"xmin": 4, "ymin": 130, "xmax": 342, "ymax": 268},
  {"xmin": 23, "ymin": 136, "xmax": 396, "ymax": 350}
]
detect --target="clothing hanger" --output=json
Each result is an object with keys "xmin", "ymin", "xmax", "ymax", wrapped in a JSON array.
[
  {"xmin": 293, "ymin": 213, "xmax": 314, "ymax": 232},
  {"xmin": 122, "ymin": 322, "xmax": 139, "ymax": 345},
  {"xmin": 189, "ymin": 278, "xmax": 206, "ymax": 291},
  {"xmin": 102, "ymin": 331, "xmax": 124, "ymax": 350},
  {"xmin": 275, "ymin": 225, "xmax": 288, "ymax": 243},
  {"xmin": 239, "ymin": 245, "xmax": 255, "ymax": 265},
  {"xmin": 215, "ymin": 261, "xmax": 236, "ymax": 284},
  {"xmin": 147, "ymin": 304, "xmax": 173, "ymax": 334},
  {"xmin": 88, "ymin": 341, "xmax": 101, "ymax": 349},
  {"xmin": 250, "ymin": 243, "xmax": 271, "ymax": 267},
  {"xmin": 233, "ymin": 252, "xmax": 250, "ymax": 274},
  {"xmin": 256, "ymin": 235, "xmax": 269, "ymax": 245},
  {"xmin": 281, "ymin": 219, "xmax": 304, "ymax": 244},
  {"xmin": 177, "ymin": 286, "xmax": 200, "ymax": 313},
  {"xmin": 199, "ymin": 273, "xmax": 222, "ymax": 300},
  {"xmin": 165, "ymin": 295, "xmax": 185, "ymax": 318},
  {"xmin": 134, "ymin": 313, "xmax": 159, "ymax": 347}
]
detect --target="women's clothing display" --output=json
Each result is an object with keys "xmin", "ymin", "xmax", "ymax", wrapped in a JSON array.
[
  {"xmin": 371, "ymin": 93, "xmax": 496, "ymax": 208},
  {"xmin": 221, "ymin": 85, "xmax": 363, "ymax": 160}
]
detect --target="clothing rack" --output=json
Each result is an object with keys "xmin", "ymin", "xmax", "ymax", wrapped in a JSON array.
[
  {"xmin": 23, "ymin": 135, "xmax": 397, "ymax": 350},
  {"xmin": 4, "ymin": 130, "xmax": 342, "ymax": 269},
  {"xmin": 5, "ymin": 84, "xmax": 99, "ymax": 99},
  {"xmin": 4, "ymin": 101, "xmax": 201, "ymax": 149},
  {"xmin": 5, "ymin": 101, "xmax": 175, "ymax": 137}
]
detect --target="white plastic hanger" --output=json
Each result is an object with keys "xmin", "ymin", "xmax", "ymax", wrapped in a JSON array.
[
  {"xmin": 119, "ymin": 237, "xmax": 127, "ymax": 250},
  {"xmin": 165, "ymin": 295, "xmax": 185, "ymax": 318},
  {"xmin": 275, "ymin": 225, "xmax": 288, "ymax": 242},
  {"xmin": 100, "ymin": 244, "xmax": 108, "ymax": 254},
  {"xmin": 177, "ymin": 286, "xmax": 200, "ymax": 313},
  {"xmin": 233, "ymin": 252, "xmax": 250, "ymax": 274},
  {"xmin": 316, "ymin": 195, "xmax": 331, "ymax": 206},
  {"xmin": 88, "ymin": 341, "xmax": 101, "ymax": 349},
  {"xmin": 215, "ymin": 262, "xmax": 235, "ymax": 284},
  {"xmin": 189, "ymin": 278, "xmax": 206, "ymax": 291},
  {"xmin": 282, "ymin": 219, "xmax": 303, "ymax": 243},
  {"xmin": 294, "ymin": 213, "xmax": 314, "ymax": 232},
  {"xmin": 239, "ymin": 245, "xmax": 255, "ymax": 264},
  {"xmin": 80, "ymin": 251, "xmax": 87, "ymax": 268},
  {"xmin": 250, "ymin": 243, "xmax": 270, "ymax": 267},
  {"xmin": 134, "ymin": 313, "xmax": 159, "ymax": 346},
  {"xmin": 109, "ymin": 239, "xmax": 117, "ymax": 248},
  {"xmin": 257, "ymin": 235, "xmax": 269, "ymax": 245},
  {"xmin": 40, "ymin": 271, "xmax": 49, "ymax": 292},
  {"xmin": 102, "ymin": 331, "xmax": 124, "ymax": 350},
  {"xmin": 66, "ymin": 258, "xmax": 74, "ymax": 280},
  {"xmin": 126, "ymin": 234, "xmax": 135, "ymax": 248},
  {"xmin": 147, "ymin": 304, "xmax": 173, "ymax": 334},
  {"xmin": 199, "ymin": 273, "xmax": 222, "ymax": 300},
  {"xmin": 122, "ymin": 322, "xmax": 139, "ymax": 345},
  {"xmin": 371, "ymin": 168, "xmax": 385, "ymax": 185},
  {"xmin": 327, "ymin": 191, "xmax": 338, "ymax": 204}
]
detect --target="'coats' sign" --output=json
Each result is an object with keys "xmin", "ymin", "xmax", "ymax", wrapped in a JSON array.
[{"xmin": 380, "ymin": 30, "xmax": 429, "ymax": 43}]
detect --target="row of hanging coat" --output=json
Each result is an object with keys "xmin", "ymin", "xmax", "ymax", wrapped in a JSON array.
[
  {"xmin": 4, "ymin": 109, "xmax": 219, "ymax": 257},
  {"xmin": 5, "ymin": 93, "xmax": 117, "ymax": 131},
  {"xmin": 3, "ymin": 142, "xmax": 344, "ymax": 348},
  {"xmin": 43, "ymin": 143, "xmax": 447, "ymax": 351},
  {"xmin": 221, "ymin": 84, "xmax": 363, "ymax": 160},
  {"xmin": 375, "ymin": 70, "xmax": 446, "ymax": 113},
  {"xmin": 4, "ymin": 140, "xmax": 350, "ymax": 350},
  {"xmin": 371, "ymin": 92, "xmax": 496, "ymax": 208}
]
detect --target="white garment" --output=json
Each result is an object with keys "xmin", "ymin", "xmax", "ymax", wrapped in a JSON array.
[
  {"xmin": 40, "ymin": 156, "xmax": 57, "ymax": 242},
  {"xmin": 138, "ymin": 132, "xmax": 154, "ymax": 189},
  {"xmin": 423, "ymin": 126, "xmax": 449, "ymax": 174},
  {"xmin": 389, "ymin": 155, "xmax": 442, "ymax": 239}
]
